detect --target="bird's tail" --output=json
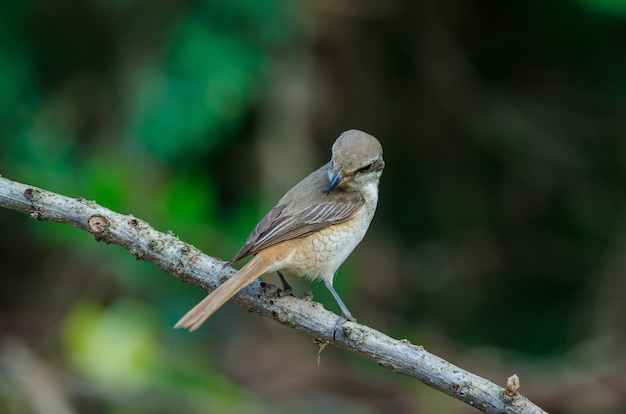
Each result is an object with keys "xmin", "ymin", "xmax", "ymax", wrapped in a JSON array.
[{"xmin": 174, "ymin": 256, "xmax": 272, "ymax": 331}]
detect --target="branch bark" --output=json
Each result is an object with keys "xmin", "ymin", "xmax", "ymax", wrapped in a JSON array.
[{"xmin": 0, "ymin": 176, "xmax": 547, "ymax": 414}]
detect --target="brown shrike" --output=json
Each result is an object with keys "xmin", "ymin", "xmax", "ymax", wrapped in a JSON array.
[{"xmin": 175, "ymin": 129, "xmax": 384, "ymax": 331}]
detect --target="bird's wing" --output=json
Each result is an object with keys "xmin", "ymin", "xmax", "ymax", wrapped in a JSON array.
[{"xmin": 226, "ymin": 194, "xmax": 364, "ymax": 265}]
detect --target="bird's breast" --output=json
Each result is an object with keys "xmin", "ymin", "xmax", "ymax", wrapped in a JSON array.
[{"xmin": 283, "ymin": 190, "xmax": 378, "ymax": 282}]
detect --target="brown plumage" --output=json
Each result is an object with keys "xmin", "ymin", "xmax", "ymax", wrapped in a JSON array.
[{"xmin": 175, "ymin": 129, "xmax": 384, "ymax": 331}]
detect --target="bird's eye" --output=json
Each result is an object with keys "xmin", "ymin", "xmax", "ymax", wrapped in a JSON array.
[{"xmin": 357, "ymin": 163, "xmax": 373, "ymax": 173}]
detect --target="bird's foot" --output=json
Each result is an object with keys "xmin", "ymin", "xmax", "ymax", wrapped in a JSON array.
[
  {"xmin": 277, "ymin": 271, "xmax": 296, "ymax": 297},
  {"xmin": 278, "ymin": 286, "xmax": 296, "ymax": 297},
  {"xmin": 332, "ymin": 312, "xmax": 357, "ymax": 340}
]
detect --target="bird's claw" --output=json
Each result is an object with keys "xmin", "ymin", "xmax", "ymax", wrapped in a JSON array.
[{"xmin": 332, "ymin": 313, "xmax": 357, "ymax": 340}]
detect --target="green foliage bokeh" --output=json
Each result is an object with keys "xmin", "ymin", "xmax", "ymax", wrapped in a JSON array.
[{"xmin": 2, "ymin": 1, "xmax": 626, "ymax": 413}]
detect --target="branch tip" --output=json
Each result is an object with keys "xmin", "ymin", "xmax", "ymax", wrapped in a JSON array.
[{"xmin": 504, "ymin": 374, "xmax": 520, "ymax": 397}]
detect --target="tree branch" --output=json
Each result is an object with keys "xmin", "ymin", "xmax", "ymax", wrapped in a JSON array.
[{"xmin": 0, "ymin": 176, "xmax": 547, "ymax": 414}]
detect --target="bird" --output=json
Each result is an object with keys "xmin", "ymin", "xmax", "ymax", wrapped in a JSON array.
[{"xmin": 174, "ymin": 129, "xmax": 384, "ymax": 331}]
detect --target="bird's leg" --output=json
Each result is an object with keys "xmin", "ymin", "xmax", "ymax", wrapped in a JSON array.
[
  {"xmin": 323, "ymin": 279, "xmax": 356, "ymax": 339},
  {"xmin": 277, "ymin": 271, "xmax": 295, "ymax": 297},
  {"xmin": 323, "ymin": 279, "xmax": 355, "ymax": 321}
]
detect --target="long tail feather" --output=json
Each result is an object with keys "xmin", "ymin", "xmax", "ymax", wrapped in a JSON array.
[{"xmin": 174, "ymin": 256, "xmax": 271, "ymax": 331}]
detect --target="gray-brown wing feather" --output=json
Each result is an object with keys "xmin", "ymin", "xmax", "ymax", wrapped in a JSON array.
[{"xmin": 227, "ymin": 196, "xmax": 364, "ymax": 265}]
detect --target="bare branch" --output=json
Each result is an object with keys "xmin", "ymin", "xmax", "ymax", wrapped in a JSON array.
[{"xmin": 0, "ymin": 176, "xmax": 548, "ymax": 414}]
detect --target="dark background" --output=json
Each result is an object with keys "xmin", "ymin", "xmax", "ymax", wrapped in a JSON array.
[{"xmin": 1, "ymin": 1, "xmax": 626, "ymax": 413}]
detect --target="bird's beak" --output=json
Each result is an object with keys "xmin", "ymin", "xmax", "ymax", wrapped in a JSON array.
[{"xmin": 327, "ymin": 170, "xmax": 342, "ymax": 195}]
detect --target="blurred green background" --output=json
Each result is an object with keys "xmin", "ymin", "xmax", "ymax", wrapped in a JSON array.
[{"xmin": 1, "ymin": 1, "xmax": 626, "ymax": 413}]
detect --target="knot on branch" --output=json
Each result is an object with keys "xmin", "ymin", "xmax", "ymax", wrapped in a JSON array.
[
  {"xmin": 88, "ymin": 214, "xmax": 110, "ymax": 239},
  {"xmin": 23, "ymin": 188, "xmax": 41, "ymax": 201},
  {"xmin": 24, "ymin": 188, "xmax": 44, "ymax": 220}
]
